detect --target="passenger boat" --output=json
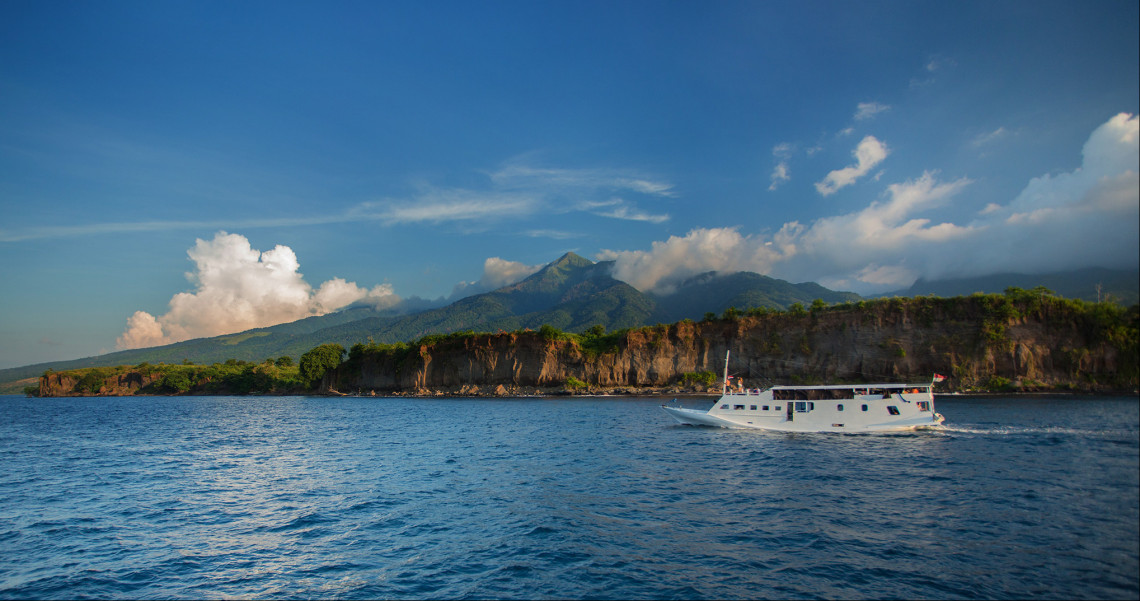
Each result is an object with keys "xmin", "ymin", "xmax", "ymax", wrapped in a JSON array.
[{"xmin": 662, "ymin": 352, "xmax": 946, "ymax": 432}]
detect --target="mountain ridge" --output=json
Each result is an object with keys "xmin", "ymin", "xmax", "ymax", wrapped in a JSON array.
[
  {"xmin": 883, "ymin": 267, "xmax": 1138, "ymax": 305},
  {"xmin": 3, "ymin": 256, "xmax": 1135, "ymax": 390}
]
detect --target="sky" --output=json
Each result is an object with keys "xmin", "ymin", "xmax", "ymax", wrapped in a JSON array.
[{"xmin": 1, "ymin": 0, "xmax": 1137, "ymax": 369}]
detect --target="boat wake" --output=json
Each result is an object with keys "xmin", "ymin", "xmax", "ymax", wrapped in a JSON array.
[{"xmin": 935, "ymin": 424, "xmax": 1108, "ymax": 437}]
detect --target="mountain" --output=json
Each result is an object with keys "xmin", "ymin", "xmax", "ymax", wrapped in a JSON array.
[
  {"xmin": 649, "ymin": 271, "xmax": 862, "ymax": 322},
  {"xmin": 884, "ymin": 268, "xmax": 1139, "ymax": 306},
  {"xmin": 0, "ymin": 252, "xmax": 860, "ymax": 389}
]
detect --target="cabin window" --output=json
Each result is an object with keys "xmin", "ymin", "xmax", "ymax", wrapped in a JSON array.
[
  {"xmin": 917, "ymin": 401, "xmax": 930, "ymax": 411},
  {"xmin": 750, "ymin": 405, "xmax": 757, "ymax": 411},
  {"xmin": 794, "ymin": 401, "xmax": 814, "ymax": 412},
  {"xmin": 774, "ymin": 406, "xmax": 781, "ymax": 411},
  {"xmin": 762, "ymin": 405, "xmax": 769, "ymax": 411},
  {"xmin": 861, "ymin": 404, "xmax": 868, "ymax": 411},
  {"xmin": 837, "ymin": 404, "xmax": 844, "ymax": 411},
  {"xmin": 734, "ymin": 405, "xmax": 745, "ymax": 410},
  {"xmin": 720, "ymin": 404, "xmax": 728, "ymax": 409},
  {"xmin": 887, "ymin": 406, "xmax": 900, "ymax": 415}
]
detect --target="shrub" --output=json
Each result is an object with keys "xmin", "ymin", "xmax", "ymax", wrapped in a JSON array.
[
  {"xmin": 565, "ymin": 376, "xmax": 588, "ymax": 390},
  {"xmin": 984, "ymin": 375, "xmax": 1013, "ymax": 391},
  {"xmin": 681, "ymin": 371, "xmax": 717, "ymax": 387},
  {"xmin": 158, "ymin": 371, "xmax": 193, "ymax": 393},
  {"xmin": 300, "ymin": 344, "xmax": 346, "ymax": 387}
]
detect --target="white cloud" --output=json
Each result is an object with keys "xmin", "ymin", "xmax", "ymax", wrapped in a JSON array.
[
  {"xmin": 522, "ymin": 229, "xmax": 582, "ymax": 240},
  {"xmin": 2, "ymin": 158, "xmax": 674, "ymax": 241},
  {"xmin": 768, "ymin": 143, "xmax": 793, "ymax": 191},
  {"xmin": 962, "ymin": 112, "xmax": 1139, "ymax": 275},
  {"xmin": 971, "ymin": 127, "xmax": 1007, "ymax": 148},
  {"xmin": 448, "ymin": 256, "xmax": 544, "ymax": 299},
  {"xmin": 116, "ymin": 232, "xmax": 397, "ymax": 349},
  {"xmin": 815, "ymin": 135, "xmax": 890, "ymax": 196},
  {"xmin": 489, "ymin": 161, "xmax": 676, "ymax": 198},
  {"xmin": 854, "ymin": 102, "xmax": 890, "ymax": 121},
  {"xmin": 768, "ymin": 162, "xmax": 790, "ymax": 191},
  {"xmin": 601, "ymin": 114, "xmax": 1138, "ymax": 294},
  {"xmin": 481, "ymin": 257, "xmax": 544, "ymax": 289},
  {"xmin": 599, "ymin": 228, "xmax": 784, "ymax": 293},
  {"xmin": 314, "ymin": 279, "xmax": 399, "ymax": 312},
  {"xmin": 588, "ymin": 198, "xmax": 670, "ymax": 223}
]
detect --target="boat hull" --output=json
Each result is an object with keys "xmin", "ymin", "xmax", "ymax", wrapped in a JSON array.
[
  {"xmin": 662, "ymin": 384, "xmax": 946, "ymax": 433},
  {"xmin": 662, "ymin": 405, "xmax": 741, "ymax": 428}
]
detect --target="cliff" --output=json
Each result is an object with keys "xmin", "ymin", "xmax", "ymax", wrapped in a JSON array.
[
  {"xmin": 34, "ymin": 294, "xmax": 1139, "ymax": 397},
  {"xmin": 325, "ymin": 295, "xmax": 1138, "ymax": 395},
  {"xmin": 39, "ymin": 368, "xmax": 163, "ymax": 397}
]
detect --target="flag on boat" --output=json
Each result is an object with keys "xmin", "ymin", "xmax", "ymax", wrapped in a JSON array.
[{"xmin": 933, "ymin": 374, "xmax": 946, "ymax": 382}]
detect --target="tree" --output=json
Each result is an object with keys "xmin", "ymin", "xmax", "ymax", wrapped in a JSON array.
[
  {"xmin": 159, "ymin": 370, "xmax": 192, "ymax": 393},
  {"xmin": 275, "ymin": 356, "xmax": 294, "ymax": 367},
  {"xmin": 299, "ymin": 344, "xmax": 345, "ymax": 386}
]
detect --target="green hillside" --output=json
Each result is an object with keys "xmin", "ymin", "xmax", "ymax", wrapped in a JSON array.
[
  {"xmin": 5, "ymin": 254, "xmax": 1137, "ymax": 396},
  {"xmin": 3, "ymin": 252, "xmax": 861, "ymax": 390},
  {"xmin": 889, "ymin": 268, "xmax": 1139, "ymax": 306},
  {"xmin": 650, "ymin": 271, "xmax": 861, "ymax": 322}
]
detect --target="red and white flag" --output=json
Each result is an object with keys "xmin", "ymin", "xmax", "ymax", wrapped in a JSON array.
[{"xmin": 932, "ymin": 374, "xmax": 946, "ymax": 382}]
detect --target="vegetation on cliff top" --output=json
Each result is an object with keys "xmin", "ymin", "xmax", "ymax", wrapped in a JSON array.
[{"xmin": 30, "ymin": 288, "xmax": 1140, "ymax": 396}]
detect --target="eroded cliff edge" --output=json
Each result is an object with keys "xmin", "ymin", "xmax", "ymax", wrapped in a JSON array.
[
  {"xmin": 324, "ymin": 296, "xmax": 1138, "ymax": 395},
  {"xmin": 35, "ymin": 294, "xmax": 1138, "ymax": 396}
]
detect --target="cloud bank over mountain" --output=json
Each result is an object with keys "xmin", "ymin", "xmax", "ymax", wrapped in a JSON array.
[
  {"xmin": 447, "ymin": 257, "xmax": 545, "ymax": 300},
  {"xmin": 115, "ymin": 114, "xmax": 1137, "ymax": 349},
  {"xmin": 604, "ymin": 113, "xmax": 1139, "ymax": 294}
]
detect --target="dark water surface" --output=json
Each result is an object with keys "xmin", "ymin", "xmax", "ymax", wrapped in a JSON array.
[{"xmin": 0, "ymin": 394, "xmax": 1136, "ymax": 599}]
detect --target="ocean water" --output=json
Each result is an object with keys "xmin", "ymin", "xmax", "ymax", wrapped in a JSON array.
[{"xmin": 0, "ymin": 394, "xmax": 1136, "ymax": 600}]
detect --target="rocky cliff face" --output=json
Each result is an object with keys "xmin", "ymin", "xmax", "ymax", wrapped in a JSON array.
[
  {"xmin": 39, "ymin": 370, "xmax": 162, "ymax": 397},
  {"xmin": 34, "ymin": 295, "xmax": 1137, "ymax": 397},
  {"xmin": 326, "ymin": 298, "xmax": 1136, "ymax": 395}
]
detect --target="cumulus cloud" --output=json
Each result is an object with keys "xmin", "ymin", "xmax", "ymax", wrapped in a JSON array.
[
  {"xmin": 815, "ymin": 135, "xmax": 890, "ymax": 196},
  {"xmin": 599, "ymin": 228, "xmax": 785, "ymax": 293},
  {"xmin": 448, "ymin": 256, "xmax": 545, "ymax": 299},
  {"xmin": 602, "ymin": 113, "xmax": 1138, "ymax": 294},
  {"xmin": 854, "ymin": 102, "xmax": 890, "ymax": 121},
  {"xmin": 116, "ymin": 232, "xmax": 398, "ymax": 349},
  {"xmin": 960, "ymin": 112, "xmax": 1139, "ymax": 275}
]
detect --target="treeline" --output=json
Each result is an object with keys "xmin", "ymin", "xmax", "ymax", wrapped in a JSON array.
[
  {"xmin": 31, "ymin": 288, "xmax": 1140, "ymax": 396},
  {"xmin": 29, "ymin": 344, "xmax": 366, "ymax": 396}
]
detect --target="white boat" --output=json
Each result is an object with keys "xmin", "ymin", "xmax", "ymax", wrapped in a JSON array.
[{"xmin": 662, "ymin": 352, "xmax": 946, "ymax": 432}]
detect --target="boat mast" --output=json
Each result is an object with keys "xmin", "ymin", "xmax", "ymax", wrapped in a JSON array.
[{"xmin": 722, "ymin": 349, "xmax": 730, "ymax": 395}]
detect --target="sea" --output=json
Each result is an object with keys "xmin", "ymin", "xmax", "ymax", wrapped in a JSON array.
[{"xmin": 0, "ymin": 394, "xmax": 1136, "ymax": 600}]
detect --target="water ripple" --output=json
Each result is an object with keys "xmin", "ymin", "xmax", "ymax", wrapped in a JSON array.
[{"xmin": 0, "ymin": 394, "xmax": 1136, "ymax": 599}]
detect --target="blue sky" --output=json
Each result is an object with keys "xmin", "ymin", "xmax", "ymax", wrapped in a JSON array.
[{"xmin": 1, "ymin": 0, "xmax": 1137, "ymax": 368}]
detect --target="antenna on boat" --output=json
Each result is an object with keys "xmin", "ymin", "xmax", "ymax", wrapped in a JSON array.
[{"xmin": 723, "ymin": 349, "xmax": 730, "ymax": 395}]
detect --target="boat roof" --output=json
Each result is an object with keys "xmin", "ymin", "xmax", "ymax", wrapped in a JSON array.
[{"xmin": 768, "ymin": 382, "xmax": 931, "ymax": 390}]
